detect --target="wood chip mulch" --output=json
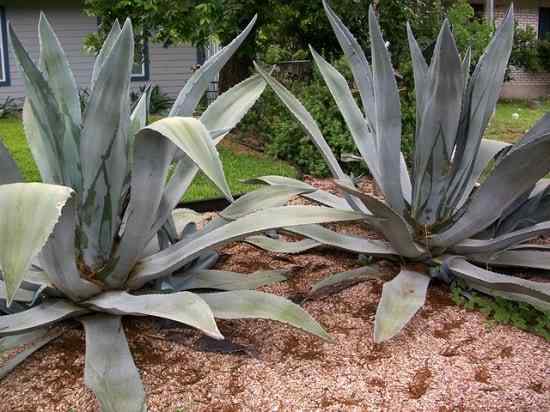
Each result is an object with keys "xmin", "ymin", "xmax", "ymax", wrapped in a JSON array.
[{"xmin": 0, "ymin": 177, "xmax": 548, "ymax": 411}]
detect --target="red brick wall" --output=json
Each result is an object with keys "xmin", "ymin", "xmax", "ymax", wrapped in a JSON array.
[{"xmin": 494, "ymin": 0, "xmax": 550, "ymax": 98}]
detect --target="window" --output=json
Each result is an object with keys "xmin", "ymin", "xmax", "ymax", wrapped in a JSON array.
[
  {"xmin": 539, "ymin": 8, "xmax": 550, "ymax": 40},
  {"xmin": 0, "ymin": 7, "xmax": 10, "ymax": 87},
  {"xmin": 131, "ymin": 42, "xmax": 150, "ymax": 82}
]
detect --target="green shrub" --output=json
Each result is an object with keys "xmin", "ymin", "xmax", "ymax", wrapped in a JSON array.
[
  {"xmin": 452, "ymin": 281, "xmax": 550, "ymax": 340},
  {"xmin": 238, "ymin": 59, "xmax": 415, "ymax": 177}
]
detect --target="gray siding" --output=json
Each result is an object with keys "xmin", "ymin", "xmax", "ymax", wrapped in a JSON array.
[{"xmin": 0, "ymin": 0, "xmax": 196, "ymax": 101}]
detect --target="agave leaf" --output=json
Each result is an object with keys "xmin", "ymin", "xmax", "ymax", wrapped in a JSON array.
[
  {"xmin": 221, "ymin": 185, "xmax": 315, "ymax": 220},
  {"xmin": 368, "ymin": 5, "xmax": 405, "ymax": 213},
  {"xmin": 201, "ymin": 74, "xmax": 266, "ymax": 134},
  {"xmin": 18, "ymin": 269, "xmax": 58, "ymax": 297},
  {"xmin": 165, "ymin": 269, "xmax": 287, "ymax": 292},
  {"xmin": 171, "ymin": 208, "xmax": 203, "ymax": 238},
  {"xmin": 469, "ymin": 249, "xmax": 550, "ymax": 271},
  {"xmin": 168, "ymin": 73, "xmax": 257, "ymax": 193},
  {"xmin": 147, "ymin": 117, "xmax": 232, "ymax": 201},
  {"xmin": 84, "ymin": 291, "xmax": 222, "ymax": 340},
  {"xmin": 454, "ymin": 139, "xmax": 511, "ymax": 211},
  {"xmin": 245, "ymin": 235, "xmax": 321, "ymax": 254},
  {"xmin": 170, "ymin": 16, "xmax": 257, "ymax": 116},
  {"xmin": 21, "ymin": 101, "xmax": 62, "ymax": 184},
  {"xmin": 508, "ymin": 113, "xmax": 550, "ymax": 151},
  {"xmin": 39, "ymin": 196, "xmax": 101, "ymax": 301},
  {"xmin": 81, "ymin": 315, "xmax": 147, "ymax": 412},
  {"xmin": 198, "ymin": 290, "xmax": 331, "ymax": 341},
  {"xmin": 444, "ymin": 257, "xmax": 550, "ymax": 311},
  {"xmin": 38, "ymin": 13, "xmax": 82, "ymax": 191},
  {"xmin": 91, "ymin": 20, "xmax": 122, "ymax": 91},
  {"xmin": 245, "ymin": 175, "xmax": 352, "ymax": 209},
  {"xmin": 309, "ymin": 265, "xmax": 386, "ymax": 300},
  {"xmin": 446, "ymin": 7, "xmax": 514, "ymax": 209},
  {"xmin": 0, "ymin": 281, "xmax": 34, "ymax": 303},
  {"xmin": 10, "ymin": 25, "xmax": 64, "ymax": 184},
  {"xmin": 322, "ymin": 0, "xmax": 375, "ymax": 122},
  {"xmin": 0, "ymin": 140, "xmax": 22, "ymax": 185},
  {"xmin": 129, "ymin": 206, "xmax": 365, "ymax": 289},
  {"xmin": 450, "ymin": 221, "xmax": 550, "ymax": 255},
  {"xmin": 0, "ymin": 328, "xmax": 48, "ymax": 353},
  {"xmin": 254, "ymin": 63, "xmax": 347, "ymax": 180},
  {"xmin": 79, "ymin": 19, "xmax": 133, "ymax": 265},
  {"xmin": 0, "ymin": 300, "xmax": 87, "ymax": 337},
  {"xmin": 0, "ymin": 328, "xmax": 64, "ymax": 381},
  {"xmin": 128, "ymin": 85, "xmax": 151, "ymax": 169},
  {"xmin": 433, "ymin": 129, "xmax": 550, "ymax": 247},
  {"xmin": 286, "ymin": 224, "xmax": 397, "ymax": 256},
  {"xmin": 335, "ymin": 180, "xmax": 425, "ymax": 258},
  {"xmin": 411, "ymin": 20, "xmax": 464, "ymax": 225},
  {"xmin": 150, "ymin": 128, "xmax": 228, "ymax": 237},
  {"xmin": 310, "ymin": 47, "xmax": 380, "ymax": 183},
  {"xmin": 0, "ymin": 183, "xmax": 72, "ymax": 306},
  {"xmin": 462, "ymin": 47, "xmax": 472, "ymax": 84},
  {"xmin": 488, "ymin": 184, "xmax": 550, "ymax": 236},
  {"xmin": 374, "ymin": 269, "xmax": 430, "ymax": 343},
  {"xmin": 106, "ymin": 129, "xmax": 173, "ymax": 286},
  {"xmin": 406, "ymin": 22, "xmax": 428, "ymax": 120},
  {"xmin": 38, "ymin": 13, "xmax": 81, "ymax": 124}
]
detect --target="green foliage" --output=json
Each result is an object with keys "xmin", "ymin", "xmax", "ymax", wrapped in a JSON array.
[
  {"xmin": 130, "ymin": 85, "xmax": 173, "ymax": 115},
  {"xmin": 510, "ymin": 24, "xmax": 543, "ymax": 72},
  {"xmin": 451, "ymin": 281, "xmax": 550, "ymax": 340},
  {"xmin": 447, "ymin": 0, "xmax": 492, "ymax": 63},
  {"xmin": 0, "ymin": 97, "xmax": 20, "ymax": 119},
  {"xmin": 238, "ymin": 60, "xmax": 366, "ymax": 177}
]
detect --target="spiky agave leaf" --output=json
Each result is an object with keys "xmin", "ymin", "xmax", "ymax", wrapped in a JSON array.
[
  {"xmin": 0, "ymin": 183, "xmax": 73, "ymax": 306},
  {"xmin": 258, "ymin": 4, "xmax": 550, "ymax": 344}
]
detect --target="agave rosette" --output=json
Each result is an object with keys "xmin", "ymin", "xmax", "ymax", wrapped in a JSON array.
[
  {"xmin": 0, "ymin": 14, "xmax": 365, "ymax": 411},
  {"xmin": 254, "ymin": 1, "xmax": 550, "ymax": 343}
]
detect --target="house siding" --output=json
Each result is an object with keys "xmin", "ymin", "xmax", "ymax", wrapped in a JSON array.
[{"xmin": 0, "ymin": 0, "xmax": 197, "ymax": 101}]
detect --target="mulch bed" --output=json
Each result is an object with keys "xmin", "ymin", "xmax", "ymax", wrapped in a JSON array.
[{"xmin": 0, "ymin": 177, "xmax": 548, "ymax": 411}]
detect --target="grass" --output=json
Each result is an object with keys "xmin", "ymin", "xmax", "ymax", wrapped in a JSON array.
[
  {"xmin": 0, "ymin": 117, "xmax": 298, "ymax": 202},
  {"xmin": 485, "ymin": 99, "xmax": 550, "ymax": 143}
]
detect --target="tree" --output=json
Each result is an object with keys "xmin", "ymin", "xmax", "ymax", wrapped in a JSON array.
[{"xmin": 83, "ymin": 1, "xmax": 484, "ymax": 91}]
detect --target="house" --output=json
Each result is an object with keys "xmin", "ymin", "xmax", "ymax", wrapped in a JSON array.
[
  {"xmin": 0, "ymin": 0, "xmax": 198, "ymax": 102},
  {"xmin": 471, "ymin": 0, "xmax": 550, "ymax": 98}
]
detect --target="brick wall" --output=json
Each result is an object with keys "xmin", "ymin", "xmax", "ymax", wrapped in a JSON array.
[{"xmin": 494, "ymin": 0, "xmax": 550, "ymax": 98}]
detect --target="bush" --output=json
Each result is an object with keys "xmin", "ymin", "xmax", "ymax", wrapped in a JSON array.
[
  {"xmin": 131, "ymin": 84, "xmax": 173, "ymax": 115},
  {"xmin": 238, "ymin": 59, "xmax": 383, "ymax": 177}
]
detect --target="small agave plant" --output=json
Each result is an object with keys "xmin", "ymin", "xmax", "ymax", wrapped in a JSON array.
[
  {"xmin": 254, "ymin": 1, "xmax": 550, "ymax": 343},
  {"xmin": 0, "ymin": 14, "xmax": 363, "ymax": 411}
]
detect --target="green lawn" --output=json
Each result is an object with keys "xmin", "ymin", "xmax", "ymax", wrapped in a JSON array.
[
  {"xmin": 0, "ymin": 117, "xmax": 298, "ymax": 202},
  {"xmin": 485, "ymin": 99, "xmax": 550, "ymax": 143}
]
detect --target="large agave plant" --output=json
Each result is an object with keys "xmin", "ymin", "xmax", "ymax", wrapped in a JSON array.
[
  {"xmin": 0, "ymin": 14, "xmax": 364, "ymax": 411},
  {"xmin": 254, "ymin": 1, "xmax": 550, "ymax": 343}
]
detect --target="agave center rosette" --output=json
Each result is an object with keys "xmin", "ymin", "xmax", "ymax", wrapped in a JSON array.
[
  {"xmin": 0, "ymin": 15, "xmax": 366, "ymax": 411},
  {"xmin": 254, "ymin": 1, "xmax": 550, "ymax": 343}
]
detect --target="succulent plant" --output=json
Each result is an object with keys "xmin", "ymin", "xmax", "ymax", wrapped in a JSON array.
[
  {"xmin": 0, "ymin": 14, "xmax": 364, "ymax": 411},
  {"xmin": 254, "ymin": 1, "xmax": 550, "ymax": 343}
]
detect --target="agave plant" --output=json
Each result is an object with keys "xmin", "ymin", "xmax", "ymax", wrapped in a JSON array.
[
  {"xmin": 0, "ymin": 14, "xmax": 364, "ymax": 411},
  {"xmin": 253, "ymin": 1, "xmax": 550, "ymax": 343}
]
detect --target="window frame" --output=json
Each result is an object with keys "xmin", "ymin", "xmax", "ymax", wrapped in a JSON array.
[
  {"xmin": 0, "ymin": 6, "xmax": 11, "ymax": 87},
  {"xmin": 131, "ymin": 41, "xmax": 150, "ymax": 82}
]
